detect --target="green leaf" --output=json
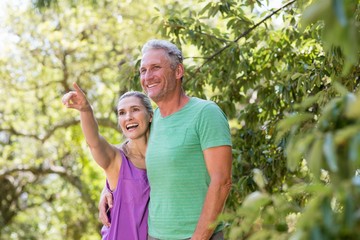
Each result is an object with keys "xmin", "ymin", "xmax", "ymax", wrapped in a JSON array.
[
  {"xmin": 291, "ymin": 72, "xmax": 303, "ymax": 80},
  {"xmin": 307, "ymin": 137, "xmax": 323, "ymax": 180},
  {"xmin": 276, "ymin": 113, "xmax": 314, "ymax": 142},
  {"xmin": 286, "ymin": 134, "xmax": 315, "ymax": 172},
  {"xmin": 242, "ymin": 191, "xmax": 271, "ymax": 208},
  {"xmin": 300, "ymin": 0, "xmax": 331, "ymax": 30},
  {"xmin": 345, "ymin": 93, "xmax": 360, "ymax": 119},
  {"xmin": 322, "ymin": 197, "xmax": 335, "ymax": 233},
  {"xmin": 333, "ymin": 0, "xmax": 347, "ymax": 26},
  {"xmin": 334, "ymin": 125, "xmax": 360, "ymax": 146},
  {"xmin": 333, "ymin": 81, "xmax": 349, "ymax": 96},
  {"xmin": 295, "ymin": 91, "xmax": 322, "ymax": 111},
  {"xmin": 323, "ymin": 132, "xmax": 338, "ymax": 172},
  {"xmin": 252, "ymin": 168, "xmax": 267, "ymax": 190},
  {"xmin": 295, "ymin": 196, "xmax": 323, "ymax": 231},
  {"xmin": 344, "ymin": 193, "xmax": 354, "ymax": 229},
  {"xmin": 349, "ymin": 133, "xmax": 360, "ymax": 163},
  {"xmin": 287, "ymin": 183, "xmax": 308, "ymax": 197},
  {"xmin": 310, "ymin": 226, "xmax": 323, "ymax": 239}
]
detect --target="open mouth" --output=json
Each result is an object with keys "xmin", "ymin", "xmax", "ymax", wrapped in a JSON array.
[
  {"xmin": 126, "ymin": 123, "xmax": 139, "ymax": 130},
  {"xmin": 147, "ymin": 83, "xmax": 158, "ymax": 88}
]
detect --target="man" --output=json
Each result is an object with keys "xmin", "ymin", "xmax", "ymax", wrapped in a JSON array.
[{"xmin": 100, "ymin": 39, "xmax": 232, "ymax": 240}]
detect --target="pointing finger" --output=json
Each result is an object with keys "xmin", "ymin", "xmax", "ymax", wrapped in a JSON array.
[{"xmin": 73, "ymin": 82, "xmax": 85, "ymax": 95}]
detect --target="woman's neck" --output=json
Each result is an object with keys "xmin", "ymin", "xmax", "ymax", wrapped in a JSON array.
[{"xmin": 123, "ymin": 138, "xmax": 148, "ymax": 169}]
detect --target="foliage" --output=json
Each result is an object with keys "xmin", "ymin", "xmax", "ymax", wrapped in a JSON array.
[
  {"xmin": 278, "ymin": 85, "xmax": 360, "ymax": 239},
  {"xmin": 1, "ymin": 0, "xmax": 360, "ymax": 239},
  {"xmin": 155, "ymin": 0, "xmax": 360, "ymax": 239},
  {"xmin": 0, "ymin": 0, "xmax": 162, "ymax": 238}
]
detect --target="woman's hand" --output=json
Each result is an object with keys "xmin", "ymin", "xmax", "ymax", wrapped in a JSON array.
[{"xmin": 62, "ymin": 82, "xmax": 92, "ymax": 112}]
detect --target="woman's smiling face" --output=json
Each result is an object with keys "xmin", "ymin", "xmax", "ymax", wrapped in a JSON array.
[{"xmin": 117, "ymin": 96, "xmax": 152, "ymax": 140}]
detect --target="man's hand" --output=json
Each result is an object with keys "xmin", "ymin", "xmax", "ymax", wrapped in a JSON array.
[
  {"xmin": 61, "ymin": 82, "xmax": 92, "ymax": 112},
  {"xmin": 98, "ymin": 189, "xmax": 114, "ymax": 227}
]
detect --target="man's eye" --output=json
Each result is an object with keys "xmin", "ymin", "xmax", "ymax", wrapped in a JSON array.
[{"xmin": 118, "ymin": 111, "xmax": 125, "ymax": 116}]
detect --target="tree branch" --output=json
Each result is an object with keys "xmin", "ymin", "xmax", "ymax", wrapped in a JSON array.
[
  {"xmin": 197, "ymin": 0, "xmax": 298, "ymax": 70},
  {"xmin": 0, "ymin": 163, "xmax": 98, "ymax": 229},
  {"xmin": 0, "ymin": 118, "xmax": 118, "ymax": 143},
  {"xmin": 0, "ymin": 165, "xmax": 67, "ymax": 180}
]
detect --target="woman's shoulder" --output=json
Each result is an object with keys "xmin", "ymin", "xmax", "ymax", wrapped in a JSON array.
[{"xmin": 115, "ymin": 141, "xmax": 126, "ymax": 151}]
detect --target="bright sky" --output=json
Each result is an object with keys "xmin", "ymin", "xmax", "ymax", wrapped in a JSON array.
[
  {"xmin": 0, "ymin": 0, "xmax": 30, "ymax": 57},
  {"xmin": 0, "ymin": 0, "xmax": 29, "ymax": 19}
]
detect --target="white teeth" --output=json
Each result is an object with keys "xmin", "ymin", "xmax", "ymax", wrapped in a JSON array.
[
  {"xmin": 148, "ymin": 83, "xmax": 157, "ymax": 88},
  {"xmin": 126, "ymin": 123, "xmax": 138, "ymax": 130}
]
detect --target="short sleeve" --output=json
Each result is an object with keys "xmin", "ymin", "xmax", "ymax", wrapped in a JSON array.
[{"xmin": 196, "ymin": 102, "xmax": 232, "ymax": 150}]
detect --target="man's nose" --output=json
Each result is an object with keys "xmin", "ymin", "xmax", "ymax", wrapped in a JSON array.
[{"xmin": 144, "ymin": 69, "xmax": 153, "ymax": 80}]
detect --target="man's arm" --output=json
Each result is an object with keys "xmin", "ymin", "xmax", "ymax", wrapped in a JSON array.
[{"xmin": 191, "ymin": 145, "xmax": 232, "ymax": 240}]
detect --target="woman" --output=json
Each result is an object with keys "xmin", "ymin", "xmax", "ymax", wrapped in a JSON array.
[{"xmin": 62, "ymin": 82, "xmax": 152, "ymax": 240}]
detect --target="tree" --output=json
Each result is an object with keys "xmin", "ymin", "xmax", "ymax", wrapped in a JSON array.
[
  {"xmin": 154, "ymin": 0, "xmax": 360, "ymax": 238},
  {"xmin": 0, "ymin": 0, "xmax": 163, "ymax": 238}
]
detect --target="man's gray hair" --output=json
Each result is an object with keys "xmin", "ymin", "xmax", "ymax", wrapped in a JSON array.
[{"xmin": 141, "ymin": 39, "xmax": 183, "ymax": 69}]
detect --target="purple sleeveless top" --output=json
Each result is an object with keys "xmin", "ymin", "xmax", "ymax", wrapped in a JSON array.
[{"xmin": 101, "ymin": 150, "xmax": 150, "ymax": 240}]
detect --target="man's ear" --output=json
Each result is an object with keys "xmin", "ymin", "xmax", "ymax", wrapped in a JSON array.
[{"xmin": 176, "ymin": 63, "xmax": 184, "ymax": 80}]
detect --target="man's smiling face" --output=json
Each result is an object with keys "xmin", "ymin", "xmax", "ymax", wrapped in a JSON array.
[{"xmin": 139, "ymin": 48, "xmax": 178, "ymax": 103}]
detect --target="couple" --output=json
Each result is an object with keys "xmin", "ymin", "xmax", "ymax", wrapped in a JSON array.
[{"xmin": 62, "ymin": 39, "xmax": 233, "ymax": 240}]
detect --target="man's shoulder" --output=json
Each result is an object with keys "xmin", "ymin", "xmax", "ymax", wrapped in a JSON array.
[
  {"xmin": 190, "ymin": 97, "xmax": 216, "ymax": 107},
  {"xmin": 190, "ymin": 97, "xmax": 222, "ymax": 113}
]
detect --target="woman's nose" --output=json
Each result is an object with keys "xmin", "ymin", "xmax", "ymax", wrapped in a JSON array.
[{"xmin": 125, "ymin": 112, "xmax": 133, "ymax": 120}]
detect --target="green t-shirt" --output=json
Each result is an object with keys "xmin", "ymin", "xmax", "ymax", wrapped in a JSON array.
[{"xmin": 146, "ymin": 97, "xmax": 232, "ymax": 239}]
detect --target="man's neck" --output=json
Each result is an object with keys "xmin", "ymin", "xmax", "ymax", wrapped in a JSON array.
[{"xmin": 157, "ymin": 91, "xmax": 190, "ymax": 117}]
